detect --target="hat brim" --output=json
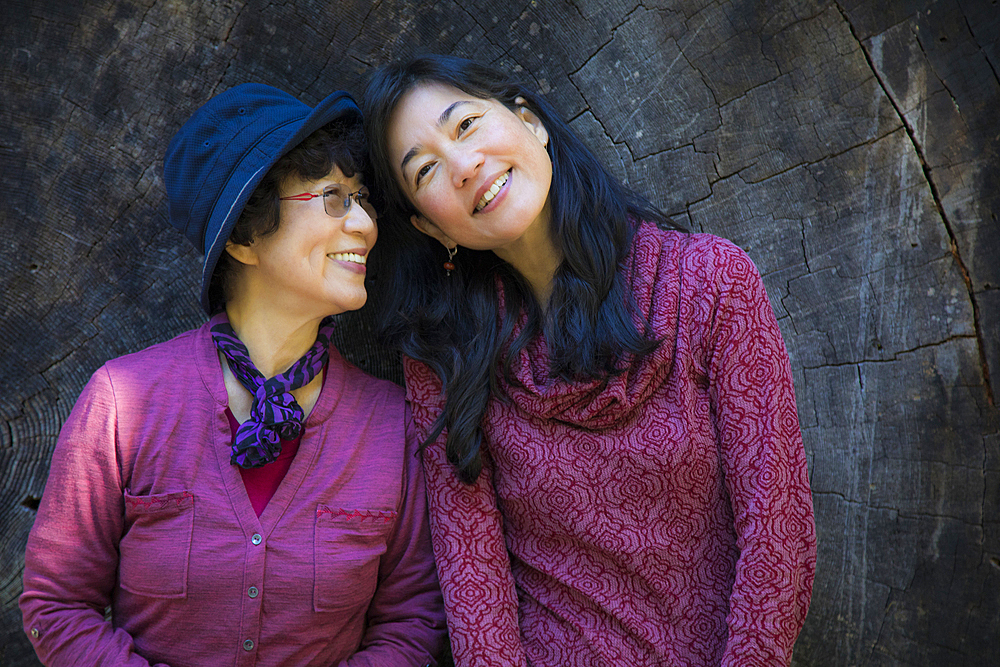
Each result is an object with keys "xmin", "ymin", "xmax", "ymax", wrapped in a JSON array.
[{"xmin": 198, "ymin": 91, "xmax": 361, "ymax": 314}]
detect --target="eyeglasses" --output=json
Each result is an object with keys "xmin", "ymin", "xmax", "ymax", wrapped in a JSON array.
[{"xmin": 279, "ymin": 184, "xmax": 378, "ymax": 220}]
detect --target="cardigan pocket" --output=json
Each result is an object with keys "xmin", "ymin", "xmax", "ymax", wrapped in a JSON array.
[
  {"xmin": 313, "ymin": 505, "xmax": 397, "ymax": 613},
  {"xmin": 119, "ymin": 490, "xmax": 195, "ymax": 598}
]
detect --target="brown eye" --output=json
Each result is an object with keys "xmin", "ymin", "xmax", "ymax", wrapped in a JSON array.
[{"xmin": 416, "ymin": 163, "xmax": 433, "ymax": 185}]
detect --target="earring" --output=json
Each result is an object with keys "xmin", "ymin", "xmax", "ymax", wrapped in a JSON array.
[{"xmin": 444, "ymin": 246, "xmax": 457, "ymax": 276}]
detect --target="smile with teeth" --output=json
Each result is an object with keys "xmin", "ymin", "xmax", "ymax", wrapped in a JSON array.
[
  {"xmin": 327, "ymin": 252, "xmax": 366, "ymax": 265},
  {"xmin": 475, "ymin": 171, "xmax": 509, "ymax": 212}
]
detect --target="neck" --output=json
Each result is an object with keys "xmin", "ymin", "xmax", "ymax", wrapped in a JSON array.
[
  {"xmin": 491, "ymin": 202, "xmax": 562, "ymax": 306},
  {"xmin": 223, "ymin": 294, "xmax": 325, "ymax": 379}
]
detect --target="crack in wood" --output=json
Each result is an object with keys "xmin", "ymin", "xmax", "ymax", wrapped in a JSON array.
[
  {"xmin": 811, "ymin": 492, "xmax": 983, "ymax": 528},
  {"xmin": 763, "ymin": 6, "xmax": 836, "ymax": 45},
  {"xmin": 960, "ymin": 9, "xmax": 1000, "ymax": 87},
  {"xmin": 833, "ymin": 1, "xmax": 994, "ymax": 408},
  {"xmin": 455, "ymin": 3, "xmax": 499, "ymax": 47},
  {"xmin": 910, "ymin": 28, "xmax": 962, "ymax": 111},
  {"xmin": 693, "ymin": 123, "xmax": 901, "ymax": 198},
  {"xmin": 218, "ymin": 2, "xmax": 239, "ymax": 43},
  {"xmin": 567, "ymin": 20, "xmax": 620, "ymax": 80},
  {"xmin": 799, "ymin": 333, "xmax": 979, "ymax": 370}
]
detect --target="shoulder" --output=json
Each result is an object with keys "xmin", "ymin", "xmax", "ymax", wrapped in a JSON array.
[
  {"xmin": 679, "ymin": 232, "xmax": 750, "ymax": 264},
  {"xmin": 64, "ymin": 326, "xmax": 209, "ymax": 437},
  {"xmin": 637, "ymin": 224, "xmax": 754, "ymax": 278},
  {"xmin": 102, "ymin": 325, "xmax": 210, "ymax": 397},
  {"xmin": 642, "ymin": 225, "xmax": 762, "ymax": 297},
  {"xmin": 632, "ymin": 223, "xmax": 761, "ymax": 311},
  {"xmin": 325, "ymin": 348, "xmax": 407, "ymax": 424},
  {"xmin": 105, "ymin": 326, "xmax": 202, "ymax": 371},
  {"xmin": 632, "ymin": 225, "xmax": 774, "ymax": 349},
  {"xmin": 333, "ymin": 350, "xmax": 406, "ymax": 402}
]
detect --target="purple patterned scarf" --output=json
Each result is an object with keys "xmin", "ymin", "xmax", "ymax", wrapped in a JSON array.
[{"xmin": 210, "ymin": 311, "xmax": 335, "ymax": 468}]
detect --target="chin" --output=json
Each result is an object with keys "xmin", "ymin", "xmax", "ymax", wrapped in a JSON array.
[{"xmin": 331, "ymin": 294, "xmax": 367, "ymax": 315}]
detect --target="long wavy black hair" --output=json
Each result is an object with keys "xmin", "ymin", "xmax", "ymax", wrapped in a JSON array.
[{"xmin": 362, "ymin": 54, "xmax": 683, "ymax": 483}]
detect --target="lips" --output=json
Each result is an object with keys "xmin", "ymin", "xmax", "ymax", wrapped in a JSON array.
[{"xmin": 474, "ymin": 170, "xmax": 510, "ymax": 213}]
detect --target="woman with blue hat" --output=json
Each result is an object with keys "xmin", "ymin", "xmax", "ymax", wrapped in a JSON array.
[{"xmin": 20, "ymin": 84, "xmax": 446, "ymax": 666}]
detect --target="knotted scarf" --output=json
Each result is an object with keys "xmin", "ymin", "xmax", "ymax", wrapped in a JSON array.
[{"xmin": 210, "ymin": 311, "xmax": 334, "ymax": 468}]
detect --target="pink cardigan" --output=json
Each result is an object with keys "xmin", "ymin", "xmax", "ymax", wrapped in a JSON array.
[
  {"xmin": 21, "ymin": 321, "xmax": 446, "ymax": 666},
  {"xmin": 407, "ymin": 226, "xmax": 816, "ymax": 666}
]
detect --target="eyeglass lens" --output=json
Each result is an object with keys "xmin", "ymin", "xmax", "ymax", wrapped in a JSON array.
[{"xmin": 322, "ymin": 184, "xmax": 378, "ymax": 220}]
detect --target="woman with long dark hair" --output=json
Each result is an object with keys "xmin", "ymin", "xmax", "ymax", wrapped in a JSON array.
[
  {"xmin": 20, "ymin": 84, "xmax": 446, "ymax": 666},
  {"xmin": 362, "ymin": 54, "xmax": 816, "ymax": 666}
]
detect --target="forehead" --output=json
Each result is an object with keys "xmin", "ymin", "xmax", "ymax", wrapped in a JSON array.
[
  {"xmin": 280, "ymin": 165, "xmax": 363, "ymax": 193},
  {"xmin": 395, "ymin": 82, "xmax": 486, "ymax": 118},
  {"xmin": 388, "ymin": 84, "xmax": 491, "ymax": 149}
]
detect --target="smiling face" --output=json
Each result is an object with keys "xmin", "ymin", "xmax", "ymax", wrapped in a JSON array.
[
  {"xmin": 387, "ymin": 83, "xmax": 553, "ymax": 255},
  {"xmin": 226, "ymin": 166, "xmax": 377, "ymax": 319}
]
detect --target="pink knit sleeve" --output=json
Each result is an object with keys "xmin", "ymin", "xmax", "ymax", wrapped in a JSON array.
[
  {"xmin": 403, "ymin": 357, "xmax": 528, "ymax": 667},
  {"xmin": 19, "ymin": 367, "xmax": 165, "ymax": 667},
  {"xmin": 703, "ymin": 243, "xmax": 817, "ymax": 666}
]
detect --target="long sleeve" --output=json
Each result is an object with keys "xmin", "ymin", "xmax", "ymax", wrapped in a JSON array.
[
  {"xmin": 339, "ymin": 402, "xmax": 447, "ymax": 666},
  {"xmin": 706, "ymin": 245, "xmax": 817, "ymax": 666},
  {"xmin": 404, "ymin": 357, "xmax": 528, "ymax": 667},
  {"xmin": 20, "ymin": 367, "xmax": 166, "ymax": 667}
]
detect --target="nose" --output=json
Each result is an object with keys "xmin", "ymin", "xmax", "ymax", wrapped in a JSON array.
[
  {"xmin": 343, "ymin": 200, "xmax": 377, "ymax": 239},
  {"xmin": 449, "ymin": 146, "xmax": 484, "ymax": 188}
]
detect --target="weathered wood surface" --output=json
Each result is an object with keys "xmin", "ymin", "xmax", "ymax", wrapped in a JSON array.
[{"xmin": 2, "ymin": 0, "xmax": 996, "ymax": 665}]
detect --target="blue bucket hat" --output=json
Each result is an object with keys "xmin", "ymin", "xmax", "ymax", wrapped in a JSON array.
[{"xmin": 164, "ymin": 83, "xmax": 362, "ymax": 314}]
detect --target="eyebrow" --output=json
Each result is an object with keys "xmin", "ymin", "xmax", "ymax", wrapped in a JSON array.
[{"xmin": 399, "ymin": 101, "xmax": 472, "ymax": 174}]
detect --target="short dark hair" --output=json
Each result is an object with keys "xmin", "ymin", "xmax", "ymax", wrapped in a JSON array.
[
  {"xmin": 363, "ymin": 54, "xmax": 684, "ymax": 483},
  {"xmin": 207, "ymin": 117, "xmax": 367, "ymax": 310}
]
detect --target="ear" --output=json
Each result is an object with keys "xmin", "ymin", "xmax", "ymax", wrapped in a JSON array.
[
  {"xmin": 514, "ymin": 96, "xmax": 549, "ymax": 148},
  {"xmin": 224, "ymin": 240, "xmax": 258, "ymax": 266},
  {"xmin": 410, "ymin": 214, "xmax": 455, "ymax": 248}
]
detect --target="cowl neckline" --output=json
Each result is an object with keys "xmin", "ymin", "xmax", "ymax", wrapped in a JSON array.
[{"xmin": 496, "ymin": 222, "xmax": 681, "ymax": 430}]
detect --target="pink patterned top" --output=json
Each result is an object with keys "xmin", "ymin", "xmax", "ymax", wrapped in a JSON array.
[{"xmin": 406, "ymin": 225, "xmax": 816, "ymax": 666}]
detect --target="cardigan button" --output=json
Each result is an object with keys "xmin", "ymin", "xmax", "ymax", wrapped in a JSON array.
[
  {"xmin": 251, "ymin": 533, "xmax": 262, "ymax": 545},
  {"xmin": 243, "ymin": 639, "xmax": 254, "ymax": 651},
  {"xmin": 30, "ymin": 628, "xmax": 39, "ymax": 638},
  {"xmin": 248, "ymin": 586, "xmax": 259, "ymax": 598}
]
